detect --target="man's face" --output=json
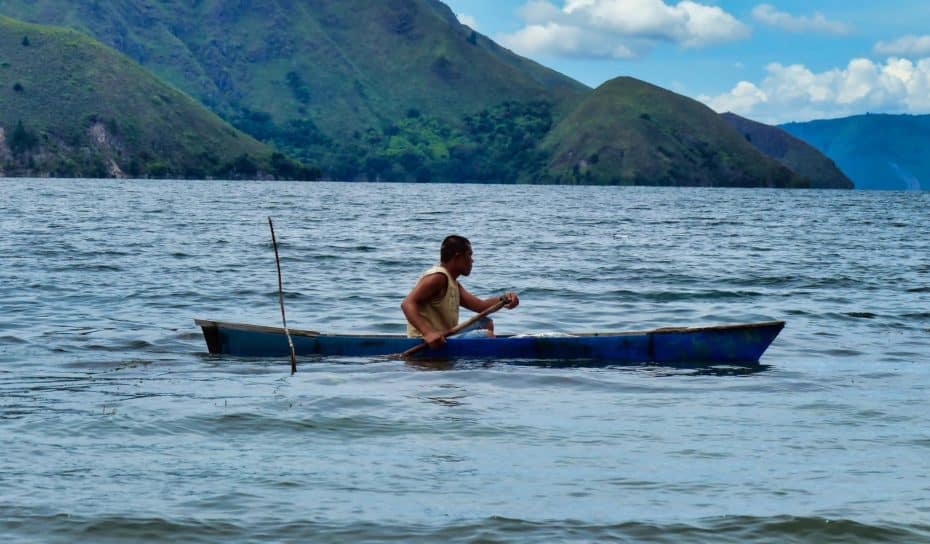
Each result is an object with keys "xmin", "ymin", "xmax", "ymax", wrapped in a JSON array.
[{"xmin": 457, "ymin": 247, "xmax": 474, "ymax": 276}]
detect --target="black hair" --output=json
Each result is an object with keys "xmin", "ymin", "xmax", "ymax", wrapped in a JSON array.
[{"xmin": 440, "ymin": 235, "xmax": 471, "ymax": 263}]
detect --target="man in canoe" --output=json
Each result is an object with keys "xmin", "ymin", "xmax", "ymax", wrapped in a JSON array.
[{"xmin": 402, "ymin": 235, "xmax": 519, "ymax": 349}]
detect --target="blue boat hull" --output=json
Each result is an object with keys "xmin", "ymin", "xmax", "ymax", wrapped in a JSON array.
[{"xmin": 195, "ymin": 319, "xmax": 785, "ymax": 364}]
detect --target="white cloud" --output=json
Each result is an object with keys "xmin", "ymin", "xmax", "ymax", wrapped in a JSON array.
[
  {"xmin": 874, "ymin": 35, "xmax": 930, "ymax": 57},
  {"xmin": 675, "ymin": 1, "xmax": 751, "ymax": 47},
  {"xmin": 456, "ymin": 13, "xmax": 479, "ymax": 29},
  {"xmin": 518, "ymin": 0, "xmax": 564, "ymax": 24},
  {"xmin": 700, "ymin": 57, "xmax": 930, "ymax": 123},
  {"xmin": 752, "ymin": 4, "xmax": 852, "ymax": 35},
  {"xmin": 502, "ymin": 22, "xmax": 638, "ymax": 58},
  {"xmin": 497, "ymin": 0, "xmax": 749, "ymax": 59},
  {"xmin": 704, "ymin": 81, "xmax": 767, "ymax": 114}
]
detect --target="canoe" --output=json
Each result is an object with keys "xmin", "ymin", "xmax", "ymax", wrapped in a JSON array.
[{"xmin": 194, "ymin": 319, "xmax": 785, "ymax": 364}]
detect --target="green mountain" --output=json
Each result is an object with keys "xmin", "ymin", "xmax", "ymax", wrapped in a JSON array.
[
  {"xmin": 0, "ymin": 0, "xmax": 846, "ymax": 187},
  {"xmin": 781, "ymin": 114, "xmax": 930, "ymax": 190},
  {"xmin": 0, "ymin": 15, "xmax": 317, "ymax": 179},
  {"xmin": 0, "ymin": 0, "xmax": 588, "ymax": 181},
  {"xmin": 722, "ymin": 113, "xmax": 853, "ymax": 189},
  {"xmin": 539, "ymin": 77, "xmax": 806, "ymax": 187}
]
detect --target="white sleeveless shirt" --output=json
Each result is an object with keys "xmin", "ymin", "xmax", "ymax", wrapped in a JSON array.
[{"xmin": 405, "ymin": 265, "xmax": 460, "ymax": 337}]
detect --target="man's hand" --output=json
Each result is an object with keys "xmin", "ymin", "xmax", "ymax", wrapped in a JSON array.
[
  {"xmin": 502, "ymin": 292, "xmax": 520, "ymax": 310},
  {"xmin": 424, "ymin": 330, "xmax": 447, "ymax": 350}
]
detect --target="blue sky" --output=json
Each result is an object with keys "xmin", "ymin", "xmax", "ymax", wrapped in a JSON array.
[{"xmin": 443, "ymin": 0, "xmax": 930, "ymax": 123}]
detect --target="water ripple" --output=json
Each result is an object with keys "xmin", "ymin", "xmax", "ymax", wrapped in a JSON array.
[{"xmin": 1, "ymin": 180, "xmax": 929, "ymax": 542}]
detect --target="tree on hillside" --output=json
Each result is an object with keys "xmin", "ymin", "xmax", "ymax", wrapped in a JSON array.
[{"xmin": 9, "ymin": 120, "xmax": 39, "ymax": 154}]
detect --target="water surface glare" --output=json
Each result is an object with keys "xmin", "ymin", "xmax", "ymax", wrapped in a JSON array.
[{"xmin": 1, "ymin": 180, "xmax": 929, "ymax": 542}]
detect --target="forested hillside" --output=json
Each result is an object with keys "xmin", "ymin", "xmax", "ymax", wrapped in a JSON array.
[
  {"xmin": 722, "ymin": 113, "xmax": 853, "ymax": 189},
  {"xmin": 0, "ymin": 15, "xmax": 316, "ymax": 179},
  {"xmin": 0, "ymin": 1, "xmax": 851, "ymax": 186}
]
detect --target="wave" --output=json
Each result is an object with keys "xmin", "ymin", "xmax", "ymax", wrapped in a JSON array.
[
  {"xmin": 603, "ymin": 289, "xmax": 765, "ymax": 302},
  {"xmin": 105, "ymin": 411, "xmax": 533, "ymax": 440},
  {"xmin": 84, "ymin": 340, "xmax": 154, "ymax": 352},
  {"xmin": 0, "ymin": 513, "xmax": 926, "ymax": 543}
]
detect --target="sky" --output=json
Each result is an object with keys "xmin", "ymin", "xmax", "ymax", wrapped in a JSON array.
[{"xmin": 443, "ymin": 0, "xmax": 930, "ymax": 124}]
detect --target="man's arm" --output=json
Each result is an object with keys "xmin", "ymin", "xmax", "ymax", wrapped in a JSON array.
[
  {"xmin": 459, "ymin": 284, "xmax": 520, "ymax": 313},
  {"xmin": 401, "ymin": 273, "xmax": 448, "ymax": 349}
]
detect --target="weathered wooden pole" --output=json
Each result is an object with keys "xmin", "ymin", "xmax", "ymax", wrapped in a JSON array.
[{"xmin": 268, "ymin": 217, "xmax": 297, "ymax": 374}]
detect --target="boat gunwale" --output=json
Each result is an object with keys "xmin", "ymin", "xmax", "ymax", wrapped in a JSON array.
[{"xmin": 194, "ymin": 318, "xmax": 786, "ymax": 339}]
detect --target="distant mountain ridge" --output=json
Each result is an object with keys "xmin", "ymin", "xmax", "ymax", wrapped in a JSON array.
[
  {"xmin": 781, "ymin": 114, "xmax": 930, "ymax": 190},
  {"xmin": 0, "ymin": 1, "xmax": 849, "ymax": 187},
  {"xmin": 722, "ymin": 113, "xmax": 853, "ymax": 189}
]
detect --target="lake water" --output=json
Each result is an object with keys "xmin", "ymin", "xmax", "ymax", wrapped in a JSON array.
[{"xmin": 1, "ymin": 179, "xmax": 929, "ymax": 543}]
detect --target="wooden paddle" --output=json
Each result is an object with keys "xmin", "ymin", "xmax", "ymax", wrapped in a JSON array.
[{"xmin": 397, "ymin": 297, "xmax": 509, "ymax": 358}]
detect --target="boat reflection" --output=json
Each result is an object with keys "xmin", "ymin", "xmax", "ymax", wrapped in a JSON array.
[{"xmin": 405, "ymin": 357, "xmax": 771, "ymax": 376}]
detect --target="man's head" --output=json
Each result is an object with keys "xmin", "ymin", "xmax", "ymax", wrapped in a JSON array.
[{"xmin": 440, "ymin": 235, "xmax": 473, "ymax": 276}]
